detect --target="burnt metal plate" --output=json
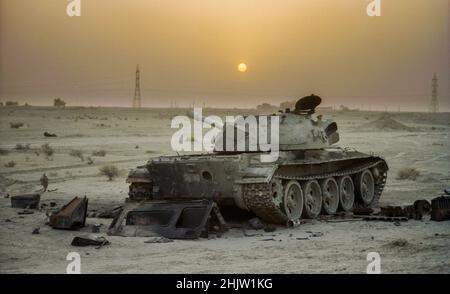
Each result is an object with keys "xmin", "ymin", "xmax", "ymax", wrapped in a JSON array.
[
  {"xmin": 49, "ymin": 196, "xmax": 88, "ymax": 230},
  {"xmin": 431, "ymin": 195, "xmax": 450, "ymax": 221},
  {"xmin": 109, "ymin": 200, "xmax": 214, "ymax": 239},
  {"xmin": 11, "ymin": 194, "xmax": 40, "ymax": 209}
]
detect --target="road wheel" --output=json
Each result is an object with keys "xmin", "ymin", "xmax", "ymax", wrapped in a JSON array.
[
  {"xmin": 355, "ymin": 170, "xmax": 375, "ymax": 205},
  {"xmin": 301, "ymin": 180, "xmax": 322, "ymax": 218},
  {"xmin": 282, "ymin": 181, "xmax": 304, "ymax": 221},
  {"xmin": 320, "ymin": 177, "xmax": 339, "ymax": 215},
  {"xmin": 338, "ymin": 176, "xmax": 355, "ymax": 212}
]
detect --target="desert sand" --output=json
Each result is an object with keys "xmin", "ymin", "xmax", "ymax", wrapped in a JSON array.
[{"xmin": 0, "ymin": 106, "xmax": 449, "ymax": 273}]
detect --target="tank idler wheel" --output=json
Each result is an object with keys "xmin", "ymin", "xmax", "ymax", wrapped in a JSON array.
[
  {"xmin": 320, "ymin": 177, "xmax": 339, "ymax": 215},
  {"xmin": 337, "ymin": 176, "xmax": 355, "ymax": 212},
  {"xmin": 301, "ymin": 180, "xmax": 322, "ymax": 218},
  {"xmin": 282, "ymin": 181, "xmax": 304, "ymax": 221},
  {"xmin": 355, "ymin": 169, "xmax": 375, "ymax": 206}
]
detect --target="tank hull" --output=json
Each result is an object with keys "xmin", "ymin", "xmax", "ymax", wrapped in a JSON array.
[{"xmin": 126, "ymin": 148, "xmax": 388, "ymax": 224}]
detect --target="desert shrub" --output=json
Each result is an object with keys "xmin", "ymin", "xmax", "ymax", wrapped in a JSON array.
[
  {"xmin": 86, "ymin": 157, "xmax": 94, "ymax": 165},
  {"xmin": 69, "ymin": 149, "xmax": 84, "ymax": 161},
  {"xmin": 397, "ymin": 167, "xmax": 420, "ymax": 180},
  {"xmin": 92, "ymin": 149, "xmax": 106, "ymax": 157},
  {"xmin": 4, "ymin": 161, "xmax": 16, "ymax": 168},
  {"xmin": 41, "ymin": 143, "xmax": 54, "ymax": 158},
  {"xmin": 0, "ymin": 149, "xmax": 9, "ymax": 156},
  {"xmin": 15, "ymin": 143, "xmax": 31, "ymax": 151},
  {"xmin": 99, "ymin": 165, "xmax": 120, "ymax": 181},
  {"xmin": 10, "ymin": 122, "xmax": 24, "ymax": 129}
]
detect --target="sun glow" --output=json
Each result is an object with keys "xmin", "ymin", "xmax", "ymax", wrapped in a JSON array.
[{"xmin": 238, "ymin": 63, "xmax": 247, "ymax": 73}]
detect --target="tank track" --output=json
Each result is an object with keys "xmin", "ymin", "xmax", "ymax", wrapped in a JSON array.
[
  {"xmin": 242, "ymin": 184, "xmax": 288, "ymax": 224},
  {"xmin": 242, "ymin": 160, "xmax": 388, "ymax": 224}
]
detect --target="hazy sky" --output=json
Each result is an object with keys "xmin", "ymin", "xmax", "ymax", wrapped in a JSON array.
[{"xmin": 1, "ymin": 0, "xmax": 449, "ymax": 110}]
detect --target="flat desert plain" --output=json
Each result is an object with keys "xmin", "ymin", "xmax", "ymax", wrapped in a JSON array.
[{"xmin": 0, "ymin": 106, "xmax": 449, "ymax": 273}]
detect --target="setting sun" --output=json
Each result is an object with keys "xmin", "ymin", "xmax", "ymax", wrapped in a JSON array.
[{"xmin": 238, "ymin": 63, "xmax": 247, "ymax": 73}]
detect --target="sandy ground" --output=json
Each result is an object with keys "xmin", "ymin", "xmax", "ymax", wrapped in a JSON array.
[{"xmin": 0, "ymin": 106, "xmax": 449, "ymax": 274}]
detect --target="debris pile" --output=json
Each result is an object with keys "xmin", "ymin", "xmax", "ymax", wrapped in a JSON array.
[
  {"xmin": 71, "ymin": 236, "xmax": 110, "ymax": 249},
  {"xmin": 361, "ymin": 116, "xmax": 414, "ymax": 132}
]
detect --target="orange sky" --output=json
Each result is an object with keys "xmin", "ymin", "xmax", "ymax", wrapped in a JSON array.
[{"xmin": 0, "ymin": 0, "xmax": 449, "ymax": 110}]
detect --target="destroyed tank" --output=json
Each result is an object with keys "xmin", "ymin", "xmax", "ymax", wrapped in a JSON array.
[{"xmin": 109, "ymin": 95, "xmax": 388, "ymax": 238}]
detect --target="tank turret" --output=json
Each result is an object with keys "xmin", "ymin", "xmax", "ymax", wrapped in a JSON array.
[{"xmin": 213, "ymin": 94, "xmax": 339, "ymax": 153}]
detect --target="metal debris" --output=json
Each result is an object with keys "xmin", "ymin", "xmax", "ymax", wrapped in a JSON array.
[
  {"xmin": 11, "ymin": 194, "xmax": 40, "ymax": 209},
  {"xmin": 379, "ymin": 199, "xmax": 431, "ymax": 220},
  {"xmin": 49, "ymin": 196, "xmax": 88, "ymax": 230},
  {"xmin": 44, "ymin": 132, "xmax": 57, "ymax": 137},
  {"xmin": 248, "ymin": 217, "xmax": 264, "ymax": 230},
  {"xmin": 96, "ymin": 206, "xmax": 123, "ymax": 219},
  {"xmin": 363, "ymin": 215, "xmax": 408, "ymax": 222},
  {"xmin": 307, "ymin": 231, "xmax": 324, "ymax": 237},
  {"xmin": 92, "ymin": 224, "xmax": 102, "ymax": 233},
  {"xmin": 263, "ymin": 225, "xmax": 277, "ymax": 232},
  {"xmin": 430, "ymin": 192, "xmax": 450, "ymax": 221},
  {"xmin": 108, "ymin": 200, "xmax": 224, "ymax": 239},
  {"xmin": 71, "ymin": 236, "xmax": 110, "ymax": 249},
  {"xmin": 144, "ymin": 237, "xmax": 173, "ymax": 243},
  {"xmin": 18, "ymin": 210, "xmax": 35, "ymax": 215}
]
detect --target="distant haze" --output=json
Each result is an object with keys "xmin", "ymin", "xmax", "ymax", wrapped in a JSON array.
[{"xmin": 1, "ymin": 0, "xmax": 449, "ymax": 111}]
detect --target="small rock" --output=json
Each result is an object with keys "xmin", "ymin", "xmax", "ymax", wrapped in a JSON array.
[
  {"xmin": 5, "ymin": 219, "xmax": 12, "ymax": 222},
  {"xmin": 296, "ymin": 237, "xmax": 309, "ymax": 240},
  {"xmin": 243, "ymin": 230, "xmax": 263, "ymax": 237},
  {"xmin": 387, "ymin": 239, "xmax": 408, "ymax": 247},
  {"xmin": 144, "ymin": 237, "xmax": 173, "ymax": 243},
  {"xmin": 308, "ymin": 232, "xmax": 324, "ymax": 238},
  {"xmin": 92, "ymin": 224, "xmax": 102, "ymax": 233},
  {"xmin": 261, "ymin": 238, "xmax": 276, "ymax": 241},
  {"xmin": 32, "ymin": 227, "xmax": 40, "ymax": 234},
  {"xmin": 263, "ymin": 225, "xmax": 277, "ymax": 232},
  {"xmin": 248, "ymin": 217, "xmax": 264, "ymax": 230},
  {"xmin": 18, "ymin": 210, "xmax": 34, "ymax": 215}
]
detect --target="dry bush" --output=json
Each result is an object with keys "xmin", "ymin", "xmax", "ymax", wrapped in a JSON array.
[
  {"xmin": 15, "ymin": 143, "xmax": 31, "ymax": 151},
  {"xmin": 4, "ymin": 161, "xmax": 16, "ymax": 168},
  {"xmin": 0, "ymin": 149, "xmax": 9, "ymax": 156},
  {"xmin": 10, "ymin": 122, "xmax": 24, "ymax": 129},
  {"xmin": 99, "ymin": 165, "xmax": 120, "ymax": 181},
  {"xmin": 86, "ymin": 157, "xmax": 94, "ymax": 165},
  {"xmin": 397, "ymin": 167, "xmax": 420, "ymax": 180},
  {"xmin": 41, "ymin": 143, "xmax": 54, "ymax": 158},
  {"xmin": 69, "ymin": 149, "xmax": 84, "ymax": 161},
  {"xmin": 92, "ymin": 149, "xmax": 106, "ymax": 157}
]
